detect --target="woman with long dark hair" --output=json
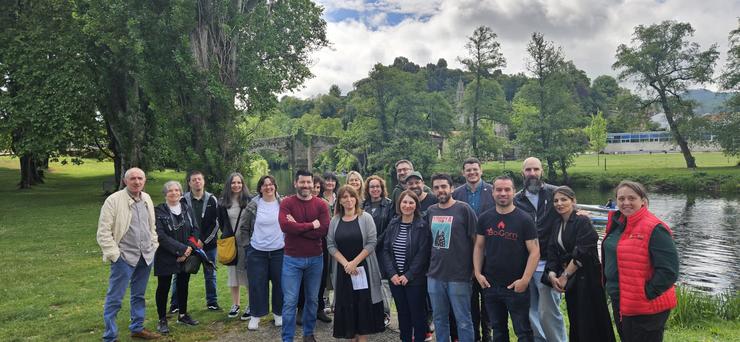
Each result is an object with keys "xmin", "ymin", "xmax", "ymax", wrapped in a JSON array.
[
  {"xmin": 602, "ymin": 181, "xmax": 678, "ymax": 342},
  {"xmin": 545, "ymin": 186, "xmax": 615, "ymax": 342},
  {"xmin": 218, "ymin": 172, "xmax": 252, "ymax": 320}
]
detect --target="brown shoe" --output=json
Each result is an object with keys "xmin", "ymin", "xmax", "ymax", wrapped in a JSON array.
[
  {"xmin": 303, "ymin": 336, "xmax": 316, "ymax": 342},
  {"xmin": 131, "ymin": 328, "xmax": 161, "ymax": 340}
]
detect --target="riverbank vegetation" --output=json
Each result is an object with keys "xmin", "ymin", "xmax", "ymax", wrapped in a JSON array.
[
  {"xmin": 1, "ymin": 156, "xmax": 738, "ymax": 341},
  {"xmin": 475, "ymin": 152, "xmax": 739, "ymax": 194}
]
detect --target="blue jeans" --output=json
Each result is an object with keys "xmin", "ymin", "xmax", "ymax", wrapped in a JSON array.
[
  {"xmin": 390, "ymin": 283, "xmax": 428, "ymax": 342},
  {"xmin": 485, "ymin": 285, "xmax": 533, "ymax": 342},
  {"xmin": 281, "ymin": 254, "xmax": 324, "ymax": 342},
  {"xmin": 529, "ymin": 269, "xmax": 566, "ymax": 342},
  {"xmin": 247, "ymin": 246, "xmax": 284, "ymax": 317},
  {"xmin": 103, "ymin": 257, "xmax": 152, "ymax": 342},
  {"xmin": 427, "ymin": 277, "xmax": 474, "ymax": 342},
  {"xmin": 171, "ymin": 247, "xmax": 218, "ymax": 307}
]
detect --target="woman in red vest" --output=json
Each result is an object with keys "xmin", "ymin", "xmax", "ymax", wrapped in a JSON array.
[{"xmin": 601, "ymin": 181, "xmax": 678, "ymax": 342}]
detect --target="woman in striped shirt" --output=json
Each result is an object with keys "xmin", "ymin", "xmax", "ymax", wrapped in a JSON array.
[{"xmin": 381, "ymin": 190, "xmax": 432, "ymax": 342}]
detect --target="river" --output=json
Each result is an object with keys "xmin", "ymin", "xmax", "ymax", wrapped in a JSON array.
[{"xmin": 250, "ymin": 170, "xmax": 739, "ymax": 294}]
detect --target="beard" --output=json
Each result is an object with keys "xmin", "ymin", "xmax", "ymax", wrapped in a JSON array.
[
  {"xmin": 437, "ymin": 193, "xmax": 450, "ymax": 204},
  {"xmin": 411, "ymin": 187, "xmax": 423, "ymax": 196},
  {"xmin": 524, "ymin": 176, "xmax": 542, "ymax": 194},
  {"xmin": 298, "ymin": 187, "xmax": 312, "ymax": 198}
]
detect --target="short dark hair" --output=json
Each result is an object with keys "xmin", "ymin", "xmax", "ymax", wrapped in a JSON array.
[
  {"xmin": 492, "ymin": 175, "xmax": 515, "ymax": 189},
  {"xmin": 186, "ymin": 170, "xmax": 205, "ymax": 191},
  {"xmin": 462, "ymin": 157, "xmax": 481, "ymax": 169},
  {"xmin": 256, "ymin": 175, "xmax": 277, "ymax": 197},
  {"xmin": 322, "ymin": 172, "xmax": 339, "ymax": 194},
  {"xmin": 313, "ymin": 175, "xmax": 325, "ymax": 195},
  {"xmin": 294, "ymin": 169, "xmax": 313, "ymax": 181},
  {"xmin": 430, "ymin": 173, "xmax": 453, "ymax": 187}
]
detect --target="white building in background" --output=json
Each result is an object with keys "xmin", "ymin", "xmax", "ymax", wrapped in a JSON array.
[{"xmin": 604, "ymin": 131, "xmax": 721, "ymax": 153}]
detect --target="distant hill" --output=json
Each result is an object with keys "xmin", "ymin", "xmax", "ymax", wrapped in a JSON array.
[{"xmin": 683, "ymin": 89, "xmax": 734, "ymax": 115}]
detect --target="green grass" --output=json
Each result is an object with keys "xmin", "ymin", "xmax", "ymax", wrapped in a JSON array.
[
  {"xmin": 0, "ymin": 155, "xmax": 737, "ymax": 341},
  {"xmin": 478, "ymin": 152, "xmax": 740, "ymax": 194}
]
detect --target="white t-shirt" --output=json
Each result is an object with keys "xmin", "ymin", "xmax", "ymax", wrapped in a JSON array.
[{"xmin": 250, "ymin": 198, "xmax": 284, "ymax": 251}]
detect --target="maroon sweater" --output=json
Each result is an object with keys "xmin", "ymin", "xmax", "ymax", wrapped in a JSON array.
[{"xmin": 279, "ymin": 195, "xmax": 330, "ymax": 257}]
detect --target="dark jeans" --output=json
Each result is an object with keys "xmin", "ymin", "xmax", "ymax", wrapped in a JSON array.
[
  {"xmin": 298, "ymin": 247, "xmax": 330, "ymax": 311},
  {"xmin": 484, "ymin": 285, "xmax": 533, "ymax": 342},
  {"xmin": 171, "ymin": 247, "xmax": 217, "ymax": 307},
  {"xmin": 611, "ymin": 296, "xmax": 670, "ymax": 342},
  {"xmin": 247, "ymin": 246, "xmax": 284, "ymax": 317},
  {"xmin": 157, "ymin": 273, "xmax": 190, "ymax": 319},
  {"xmin": 472, "ymin": 280, "xmax": 491, "ymax": 341},
  {"xmin": 390, "ymin": 283, "xmax": 428, "ymax": 342}
]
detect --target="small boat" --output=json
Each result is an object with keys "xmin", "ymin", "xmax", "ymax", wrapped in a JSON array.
[{"xmin": 577, "ymin": 204, "xmax": 615, "ymax": 225}]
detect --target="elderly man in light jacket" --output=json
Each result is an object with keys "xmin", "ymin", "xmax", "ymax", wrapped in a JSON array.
[{"xmin": 97, "ymin": 167, "xmax": 161, "ymax": 341}]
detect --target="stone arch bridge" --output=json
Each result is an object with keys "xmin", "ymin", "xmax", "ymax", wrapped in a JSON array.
[{"xmin": 251, "ymin": 133, "xmax": 340, "ymax": 170}]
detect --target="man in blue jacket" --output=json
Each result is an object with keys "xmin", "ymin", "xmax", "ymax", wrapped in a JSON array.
[{"xmin": 452, "ymin": 157, "xmax": 494, "ymax": 342}]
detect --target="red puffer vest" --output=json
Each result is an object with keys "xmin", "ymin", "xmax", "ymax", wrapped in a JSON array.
[{"xmin": 604, "ymin": 206, "xmax": 677, "ymax": 316}]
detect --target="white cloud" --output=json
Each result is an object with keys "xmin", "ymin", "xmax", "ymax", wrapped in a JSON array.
[{"xmin": 288, "ymin": 0, "xmax": 738, "ymax": 98}]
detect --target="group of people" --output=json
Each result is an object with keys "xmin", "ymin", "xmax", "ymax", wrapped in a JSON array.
[{"xmin": 96, "ymin": 156, "xmax": 678, "ymax": 342}]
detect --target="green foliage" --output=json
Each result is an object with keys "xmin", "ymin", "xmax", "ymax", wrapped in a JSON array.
[
  {"xmin": 614, "ymin": 20, "xmax": 720, "ymax": 168},
  {"xmin": 459, "ymin": 26, "xmax": 506, "ymax": 157},
  {"xmin": 713, "ymin": 112, "xmax": 740, "ymax": 158},
  {"xmin": 0, "ymin": 0, "xmax": 100, "ymax": 187},
  {"xmin": 584, "ymin": 111, "xmax": 608, "ymax": 153},
  {"xmin": 512, "ymin": 32, "xmax": 586, "ymax": 181},
  {"xmin": 670, "ymin": 286, "xmax": 740, "ymax": 329}
]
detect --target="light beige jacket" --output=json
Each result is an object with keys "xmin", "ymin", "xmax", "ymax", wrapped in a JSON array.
[{"xmin": 96, "ymin": 189, "xmax": 159, "ymax": 263}]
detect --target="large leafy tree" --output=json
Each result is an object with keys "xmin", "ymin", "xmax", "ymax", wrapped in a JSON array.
[
  {"xmin": 716, "ymin": 19, "xmax": 740, "ymax": 157},
  {"xmin": 79, "ymin": 0, "xmax": 328, "ymax": 187},
  {"xmin": 0, "ymin": 0, "xmax": 99, "ymax": 188},
  {"xmin": 613, "ymin": 20, "xmax": 719, "ymax": 168},
  {"xmin": 512, "ymin": 32, "xmax": 585, "ymax": 181},
  {"xmin": 458, "ymin": 26, "xmax": 506, "ymax": 157}
]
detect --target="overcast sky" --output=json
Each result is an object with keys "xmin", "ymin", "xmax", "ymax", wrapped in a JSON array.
[{"xmin": 285, "ymin": 0, "xmax": 739, "ymax": 98}]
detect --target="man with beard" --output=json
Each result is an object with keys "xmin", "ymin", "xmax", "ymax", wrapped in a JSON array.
[
  {"xmin": 405, "ymin": 171, "xmax": 437, "ymax": 215},
  {"xmin": 426, "ymin": 173, "xmax": 478, "ymax": 342},
  {"xmin": 513, "ymin": 157, "xmax": 566, "ymax": 342},
  {"xmin": 452, "ymin": 157, "xmax": 494, "ymax": 342},
  {"xmin": 474, "ymin": 175, "xmax": 539, "ymax": 342},
  {"xmin": 391, "ymin": 159, "xmax": 432, "ymax": 206},
  {"xmin": 278, "ymin": 170, "xmax": 331, "ymax": 342}
]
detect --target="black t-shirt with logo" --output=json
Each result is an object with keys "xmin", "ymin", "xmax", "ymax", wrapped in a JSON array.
[{"xmin": 476, "ymin": 207, "xmax": 537, "ymax": 287}]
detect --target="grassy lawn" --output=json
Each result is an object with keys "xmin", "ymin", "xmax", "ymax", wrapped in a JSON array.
[{"xmin": 0, "ymin": 155, "xmax": 737, "ymax": 341}]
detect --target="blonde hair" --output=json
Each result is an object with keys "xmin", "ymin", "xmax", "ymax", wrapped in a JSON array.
[{"xmin": 346, "ymin": 171, "xmax": 364, "ymax": 200}]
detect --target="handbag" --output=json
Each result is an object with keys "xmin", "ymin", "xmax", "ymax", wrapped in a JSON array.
[
  {"xmin": 182, "ymin": 253, "xmax": 202, "ymax": 274},
  {"xmin": 217, "ymin": 207, "xmax": 243, "ymax": 265}
]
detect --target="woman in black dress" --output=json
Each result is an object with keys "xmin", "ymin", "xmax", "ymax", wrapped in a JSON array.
[
  {"xmin": 545, "ymin": 186, "xmax": 616, "ymax": 342},
  {"xmin": 326, "ymin": 185, "xmax": 385, "ymax": 341}
]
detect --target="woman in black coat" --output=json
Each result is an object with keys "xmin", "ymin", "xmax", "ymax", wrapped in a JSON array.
[
  {"xmin": 545, "ymin": 186, "xmax": 615, "ymax": 342},
  {"xmin": 154, "ymin": 180, "xmax": 201, "ymax": 334},
  {"xmin": 381, "ymin": 190, "xmax": 431, "ymax": 342}
]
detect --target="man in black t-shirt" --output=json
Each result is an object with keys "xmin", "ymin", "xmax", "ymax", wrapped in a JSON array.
[{"xmin": 473, "ymin": 176, "xmax": 539, "ymax": 342}]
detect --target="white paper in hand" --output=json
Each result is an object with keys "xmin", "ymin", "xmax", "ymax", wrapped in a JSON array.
[{"xmin": 351, "ymin": 266, "xmax": 369, "ymax": 290}]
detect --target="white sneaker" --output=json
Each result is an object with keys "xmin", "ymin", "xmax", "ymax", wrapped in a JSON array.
[
  {"xmin": 273, "ymin": 314, "xmax": 283, "ymax": 327},
  {"xmin": 248, "ymin": 316, "xmax": 260, "ymax": 330}
]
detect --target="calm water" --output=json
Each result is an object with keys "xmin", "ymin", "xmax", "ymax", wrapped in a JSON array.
[{"xmin": 252, "ymin": 170, "xmax": 740, "ymax": 294}]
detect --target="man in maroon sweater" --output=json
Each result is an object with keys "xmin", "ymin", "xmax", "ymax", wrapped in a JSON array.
[{"xmin": 279, "ymin": 170, "xmax": 330, "ymax": 342}]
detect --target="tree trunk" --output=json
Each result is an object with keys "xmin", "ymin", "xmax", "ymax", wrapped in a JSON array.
[
  {"xmin": 559, "ymin": 159, "xmax": 569, "ymax": 184},
  {"xmin": 546, "ymin": 157, "xmax": 557, "ymax": 182},
  {"xmin": 18, "ymin": 154, "xmax": 44, "ymax": 189},
  {"xmin": 660, "ymin": 96, "xmax": 696, "ymax": 168},
  {"xmin": 472, "ymin": 74, "xmax": 481, "ymax": 157}
]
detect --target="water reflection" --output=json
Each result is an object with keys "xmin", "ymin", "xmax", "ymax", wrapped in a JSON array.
[
  {"xmin": 578, "ymin": 189, "xmax": 739, "ymax": 294},
  {"xmin": 252, "ymin": 171, "xmax": 739, "ymax": 294}
]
